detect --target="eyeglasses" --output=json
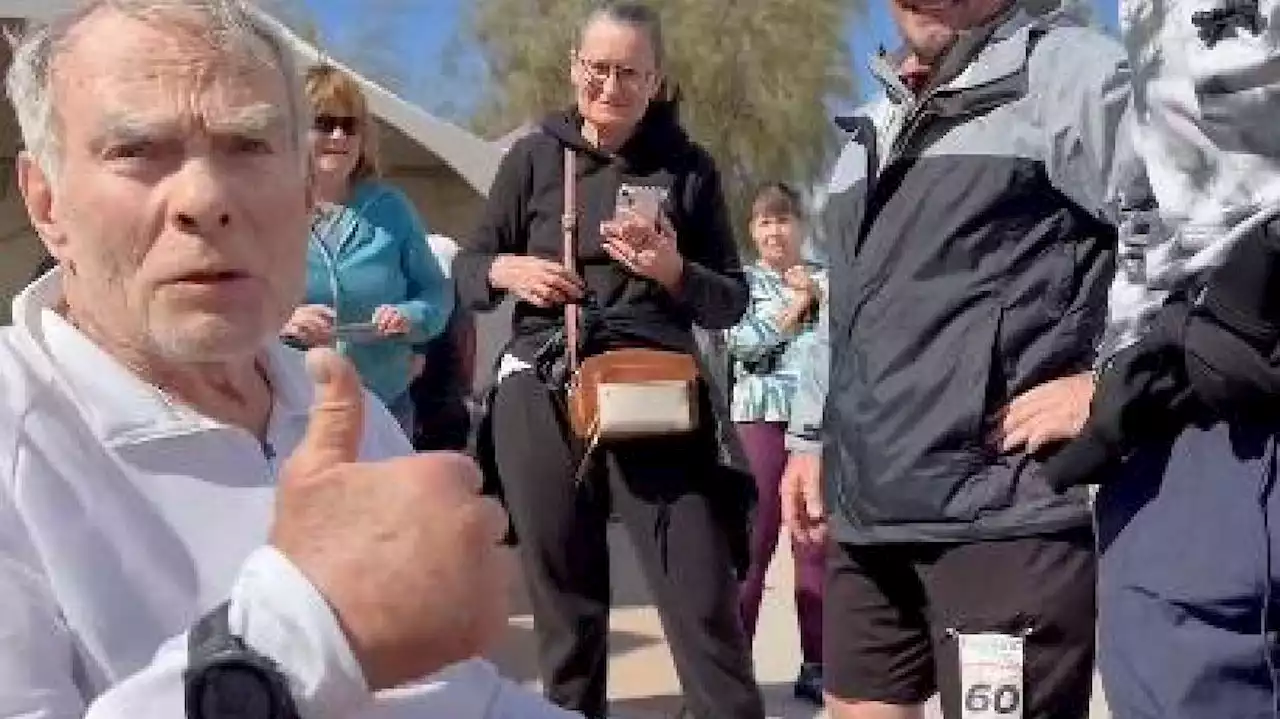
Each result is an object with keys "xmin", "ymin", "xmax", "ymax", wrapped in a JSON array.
[
  {"xmin": 313, "ymin": 114, "xmax": 360, "ymax": 136},
  {"xmin": 575, "ymin": 55, "xmax": 653, "ymax": 90}
]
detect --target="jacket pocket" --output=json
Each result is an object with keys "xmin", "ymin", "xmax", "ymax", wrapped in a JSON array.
[{"xmin": 842, "ymin": 302, "xmax": 1005, "ymax": 525}]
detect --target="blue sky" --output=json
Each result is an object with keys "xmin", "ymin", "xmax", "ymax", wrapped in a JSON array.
[{"xmin": 304, "ymin": 0, "xmax": 1119, "ymax": 126}]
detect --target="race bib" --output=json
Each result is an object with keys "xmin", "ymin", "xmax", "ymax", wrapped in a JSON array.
[{"xmin": 958, "ymin": 633, "xmax": 1025, "ymax": 719}]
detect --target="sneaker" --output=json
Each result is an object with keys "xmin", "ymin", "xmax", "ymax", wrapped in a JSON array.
[{"xmin": 793, "ymin": 662, "xmax": 824, "ymax": 706}]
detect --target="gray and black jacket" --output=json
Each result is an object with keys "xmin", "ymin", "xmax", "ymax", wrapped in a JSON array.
[{"xmin": 791, "ymin": 7, "xmax": 1153, "ymax": 544}]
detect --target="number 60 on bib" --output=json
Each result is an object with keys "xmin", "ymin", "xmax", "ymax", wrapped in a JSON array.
[{"xmin": 958, "ymin": 633, "xmax": 1024, "ymax": 719}]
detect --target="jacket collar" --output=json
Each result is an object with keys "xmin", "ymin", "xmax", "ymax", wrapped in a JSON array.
[
  {"xmin": 867, "ymin": 6, "xmax": 1040, "ymax": 107},
  {"xmin": 10, "ymin": 269, "xmax": 313, "ymax": 449}
]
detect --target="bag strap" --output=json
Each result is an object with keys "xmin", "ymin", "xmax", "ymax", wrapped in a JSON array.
[
  {"xmin": 562, "ymin": 148, "xmax": 580, "ymax": 374},
  {"xmin": 562, "ymin": 148, "xmax": 601, "ymax": 482}
]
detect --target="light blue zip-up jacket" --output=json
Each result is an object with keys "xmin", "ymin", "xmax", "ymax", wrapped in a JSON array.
[{"xmin": 303, "ymin": 181, "xmax": 452, "ymax": 403}]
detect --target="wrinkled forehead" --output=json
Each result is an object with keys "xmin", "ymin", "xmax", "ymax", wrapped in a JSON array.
[
  {"xmin": 52, "ymin": 8, "xmax": 291, "ymax": 135},
  {"xmin": 577, "ymin": 18, "xmax": 656, "ymax": 67}
]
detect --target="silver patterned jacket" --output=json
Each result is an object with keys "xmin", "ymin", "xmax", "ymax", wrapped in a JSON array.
[{"xmin": 1105, "ymin": 0, "xmax": 1280, "ymax": 358}]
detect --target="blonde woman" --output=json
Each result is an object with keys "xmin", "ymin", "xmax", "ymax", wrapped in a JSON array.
[{"xmin": 283, "ymin": 65, "xmax": 452, "ymax": 433}]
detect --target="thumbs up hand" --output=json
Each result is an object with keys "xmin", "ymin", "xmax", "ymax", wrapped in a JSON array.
[{"xmin": 270, "ymin": 349, "xmax": 513, "ymax": 691}]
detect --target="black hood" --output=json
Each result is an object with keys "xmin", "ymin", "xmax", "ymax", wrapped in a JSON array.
[
  {"xmin": 540, "ymin": 104, "xmax": 694, "ymax": 174},
  {"xmin": 454, "ymin": 87, "xmax": 748, "ymax": 366}
]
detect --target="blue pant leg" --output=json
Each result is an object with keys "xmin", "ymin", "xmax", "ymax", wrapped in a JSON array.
[{"xmin": 1096, "ymin": 422, "xmax": 1279, "ymax": 719}]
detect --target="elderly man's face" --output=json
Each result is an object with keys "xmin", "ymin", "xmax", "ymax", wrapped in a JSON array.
[{"xmin": 20, "ymin": 9, "xmax": 312, "ymax": 362}]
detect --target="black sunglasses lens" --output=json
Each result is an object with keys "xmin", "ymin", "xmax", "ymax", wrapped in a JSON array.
[{"xmin": 314, "ymin": 115, "xmax": 357, "ymax": 134}]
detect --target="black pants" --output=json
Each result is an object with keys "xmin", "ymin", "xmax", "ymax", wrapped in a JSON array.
[
  {"xmin": 489, "ymin": 370, "xmax": 764, "ymax": 719},
  {"xmin": 412, "ymin": 397, "xmax": 472, "ymax": 451}
]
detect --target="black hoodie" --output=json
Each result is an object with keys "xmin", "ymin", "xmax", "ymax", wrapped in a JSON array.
[{"xmin": 453, "ymin": 107, "xmax": 748, "ymax": 364}]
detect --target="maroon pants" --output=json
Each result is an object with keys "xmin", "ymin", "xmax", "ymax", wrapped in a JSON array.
[{"xmin": 736, "ymin": 421, "xmax": 825, "ymax": 663}]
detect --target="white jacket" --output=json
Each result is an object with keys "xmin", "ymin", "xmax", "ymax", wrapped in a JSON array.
[{"xmin": 0, "ymin": 271, "xmax": 575, "ymax": 719}]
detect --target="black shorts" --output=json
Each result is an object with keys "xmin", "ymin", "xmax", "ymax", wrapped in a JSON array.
[{"xmin": 824, "ymin": 528, "xmax": 1097, "ymax": 718}]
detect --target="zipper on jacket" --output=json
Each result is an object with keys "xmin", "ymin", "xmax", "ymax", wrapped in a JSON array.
[
  {"xmin": 262, "ymin": 440, "xmax": 277, "ymax": 471},
  {"xmin": 870, "ymin": 8, "xmax": 1019, "ymax": 169},
  {"xmin": 258, "ymin": 449, "xmax": 284, "ymax": 516},
  {"xmin": 258, "ymin": 435, "xmax": 284, "ymax": 493},
  {"xmin": 851, "ymin": 19, "xmax": 1019, "ymax": 261},
  {"xmin": 310, "ymin": 234, "xmax": 347, "ymax": 355},
  {"xmin": 884, "ymin": 102, "xmax": 940, "ymax": 169},
  {"xmin": 877, "ymin": 53, "xmax": 960, "ymax": 169},
  {"xmin": 309, "ymin": 196, "xmax": 381, "ymax": 355}
]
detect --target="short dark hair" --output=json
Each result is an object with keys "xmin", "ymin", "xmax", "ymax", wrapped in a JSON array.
[{"xmin": 751, "ymin": 182, "xmax": 803, "ymax": 220}]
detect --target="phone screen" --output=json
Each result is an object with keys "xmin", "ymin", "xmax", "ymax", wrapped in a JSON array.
[{"xmin": 615, "ymin": 184, "xmax": 662, "ymax": 225}]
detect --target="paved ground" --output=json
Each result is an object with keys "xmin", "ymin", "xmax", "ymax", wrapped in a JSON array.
[{"xmin": 489, "ymin": 524, "xmax": 1112, "ymax": 718}]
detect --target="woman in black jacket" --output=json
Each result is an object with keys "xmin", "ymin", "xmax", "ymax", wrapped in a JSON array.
[{"xmin": 453, "ymin": 4, "xmax": 763, "ymax": 718}]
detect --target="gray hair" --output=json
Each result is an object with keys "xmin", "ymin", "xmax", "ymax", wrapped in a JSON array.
[
  {"xmin": 580, "ymin": 2, "xmax": 665, "ymax": 68},
  {"xmin": 6, "ymin": 0, "xmax": 309, "ymax": 182}
]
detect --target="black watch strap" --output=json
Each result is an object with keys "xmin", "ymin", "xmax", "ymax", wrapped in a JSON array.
[
  {"xmin": 188, "ymin": 601, "xmax": 236, "ymax": 658},
  {"xmin": 185, "ymin": 602, "xmax": 301, "ymax": 719}
]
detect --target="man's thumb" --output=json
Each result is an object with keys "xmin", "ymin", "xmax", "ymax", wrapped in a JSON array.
[{"xmin": 287, "ymin": 348, "xmax": 365, "ymax": 478}]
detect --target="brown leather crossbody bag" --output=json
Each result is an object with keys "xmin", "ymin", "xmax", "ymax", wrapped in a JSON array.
[{"xmin": 560, "ymin": 148, "xmax": 700, "ymax": 445}]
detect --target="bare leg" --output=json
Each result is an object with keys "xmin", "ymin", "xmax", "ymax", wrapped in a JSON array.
[{"xmin": 826, "ymin": 697, "xmax": 926, "ymax": 719}]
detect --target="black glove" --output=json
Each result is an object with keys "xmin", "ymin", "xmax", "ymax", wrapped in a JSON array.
[
  {"xmin": 1186, "ymin": 216, "xmax": 1280, "ymax": 420},
  {"xmin": 1045, "ymin": 215, "xmax": 1280, "ymax": 490},
  {"xmin": 1043, "ymin": 302, "xmax": 1198, "ymax": 491}
]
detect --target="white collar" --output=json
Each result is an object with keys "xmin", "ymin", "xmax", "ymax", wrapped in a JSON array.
[{"xmin": 12, "ymin": 268, "xmax": 313, "ymax": 449}]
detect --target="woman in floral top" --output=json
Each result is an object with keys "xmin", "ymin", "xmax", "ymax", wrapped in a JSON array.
[{"xmin": 726, "ymin": 183, "xmax": 827, "ymax": 705}]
